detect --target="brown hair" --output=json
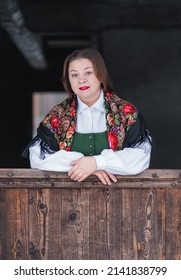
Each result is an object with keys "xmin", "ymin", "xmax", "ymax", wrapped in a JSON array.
[{"xmin": 62, "ymin": 48, "xmax": 113, "ymax": 96}]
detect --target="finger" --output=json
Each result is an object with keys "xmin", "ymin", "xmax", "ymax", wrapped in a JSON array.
[
  {"xmin": 107, "ymin": 173, "xmax": 117, "ymax": 183},
  {"xmin": 68, "ymin": 164, "xmax": 79, "ymax": 176},
  {"xmin": 101, "ymin": 172, "xmax": 112, "ymax": 185},
  {"xmin": 71, "ymin": 171, "xmax": 83, "ymax": 181},
  {"xmin": 70, "ymin": 159, "xmax": 79, "ymax": 166},
  {"xmin": 70, "ymin": 171, "xmax": 87, "ymax": 182},
  {"xmin": 68, "ymin": 168, "xmax": 80, "ymax": 179},
  {"xmin": 77, "ymin": 173, "xmax": 89, "ymax": 182},
  {"xmin": 71, "ymin": 169, "xmax": 89, "ymax": 181},
  {"xmin": 68, "ymin": 169, "xmax": 74, "ymax": 176},
  {"xmin": 97, "ymin": 171, "xmax": 112, "ymax": 185},
  {"xmin": 96, "ymin": 172, "xmax": 107, "ymax": 185}
]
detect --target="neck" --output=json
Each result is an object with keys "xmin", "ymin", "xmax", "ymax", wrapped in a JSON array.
[{"xmin": 80, "ymin": 91, "xmax": 102, "ymax": 107}]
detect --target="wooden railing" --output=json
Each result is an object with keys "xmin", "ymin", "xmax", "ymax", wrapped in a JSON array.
[{"xmin": 0, "ymin": 168, "xmax": 181, "ymax": 260}]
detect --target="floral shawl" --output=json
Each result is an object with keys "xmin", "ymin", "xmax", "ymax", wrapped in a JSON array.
[{"xmin": 22, "ymin": 91, "xmax": 150, "ymax": 158}]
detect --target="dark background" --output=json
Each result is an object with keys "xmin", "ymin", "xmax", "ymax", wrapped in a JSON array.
[{"xmin": 0, "ymin": 0, "xmax": 180, "ymax": 169}]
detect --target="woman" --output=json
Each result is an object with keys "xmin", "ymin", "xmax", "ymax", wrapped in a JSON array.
[{"xmin": 23, "ymin": 48, "xmax": 152, "ymax": 185}]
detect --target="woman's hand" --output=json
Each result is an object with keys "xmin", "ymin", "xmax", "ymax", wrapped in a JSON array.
[
  {"xmin": 93, "ymin": 170, "xmax": 117, "ymax": 185},
  {"xmin": 68, "ymin": 156, "xmax": 117, "ymax": 185},
  {"xmin": 68, "ymin": 156, "xmax": 97, "ymax": 182}
]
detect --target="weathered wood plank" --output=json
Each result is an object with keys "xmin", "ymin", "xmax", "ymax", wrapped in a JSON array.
[
  {"xmin": 149, "ymin": 189, "xmax": 166, "ymax": 260},
  {"xmin": 61, "ymin": 188, "xmax": 89, "ymax": 259},
  {"xmin": 121, "ymin": 188, "xmax": 134, "ymax": 259},
  {"xmin": 0, "ymin": 188, "xmax": 6, "ymax": 259},
  {"xmin": 4, "ymin": 189, "xmax": 19, "ymax": 259},
  {"xmin": 17, "ymin": 188, "xmax": 29, "ymax": 260},
  {"xmin": 108, "ymin": 188, "xmax": 122, "ymax": 259},
  {"xmin": 89, "ymin": 188, "xmax": 108, "ymax": 259},
  {"xmin": 0, "ymin": 169, "xmax": 180, "ymax": 189},
  {"xmin": 165, "ymin": 188, "xmax": 181, "ymax": 259},
  {"xmin": 0, "ymin": 188, "xmax": 29, "ymax": 259},
  {"xmin": 46, "ymin": 188, "xmax": 62, "ymax": 259},
  {"xmin": 135, "ymin": 189, "xmax": 154, "ymax": 260},
  {"xmin": 0, "ymin": 168, "xmax": 180, "ymax": 179},
  {"xmin": 28, "ymin": 189, "xmax": 49, "ymax": 260}
]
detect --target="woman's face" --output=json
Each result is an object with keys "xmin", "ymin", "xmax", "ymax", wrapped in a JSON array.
[{"xmin": 68, "ymin": 58, "xmax": 101, "ymax": 106}]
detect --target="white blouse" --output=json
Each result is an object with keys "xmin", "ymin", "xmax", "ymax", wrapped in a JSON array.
[{"xmin": 29, "ymin": 92, "xmax": 152, "ymax": 175}]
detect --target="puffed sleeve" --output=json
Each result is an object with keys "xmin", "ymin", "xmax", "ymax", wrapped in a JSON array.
[{"xmin": 94, "ymin": 113, "xmax": 152, "ymax": 175}]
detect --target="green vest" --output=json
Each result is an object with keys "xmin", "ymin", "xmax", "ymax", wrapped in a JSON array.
[{"xmin": 71, "ymin": 131, "xmax": 109, "ymax": 156}]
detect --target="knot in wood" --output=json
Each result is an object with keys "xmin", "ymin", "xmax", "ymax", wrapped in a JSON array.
[
  {"xmin": 172, "ymin": 181, "xmax": 177, "ymax": 187},
  {"xmin": 29, "ymin": 242, "xmax": 41, "ymax": 259},
  {"xmin": 177, "ymin": 223, "xmax": 181, "ymax": 235},
  {"xmin": 137, "ymin": 242, "xmax": 141, "ymax": 252},
  {"xmin": 70, "ymin": 212, "xmax": 77, "ymax": 221},
  {"xmin": 38, "ymin": 202, "xmax": 48, "ymax": 215},
  {"xmin": 152, "ymin": 173, "xmax": 158, "ymax": 178},
  {"xmin": 29, "ymin": 196, "xmax": 34, "ymax": 204},
  {"xmin": 16, "ymin": 240, "xmax": 23, "ymax": 259},
  {"xmin": 7, "ymin": 172, "xmax": 13, "ymax": 177},
  {"xmin": 69, "ymin": 211, "xmax": 80, "ymax": 222},
  {"xmin": 12, "ymin": 240, "xmax": 23, "ymax": 259}
]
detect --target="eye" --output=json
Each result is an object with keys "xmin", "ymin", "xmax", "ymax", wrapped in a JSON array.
[
  {"xmin": 85, "ymin": 71, "xmax": 92, "ymax": 75},
  {"xmin": 71, "ymin": 73, "xmax": 78, "ymax": 78}
]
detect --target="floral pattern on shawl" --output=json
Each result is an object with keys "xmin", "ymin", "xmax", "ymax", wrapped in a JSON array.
[
  {"xmin": 104, "ymin": 92, "xmax": 138, "ymax": 150},
  {"xmin": 41, "ymin": 91, "xmax": 138, "ymax": 152}
]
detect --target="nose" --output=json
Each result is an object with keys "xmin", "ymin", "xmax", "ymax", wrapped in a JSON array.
[{"xmin": 78, "ymin": 75, "xmax": 87, "ymax": 84}]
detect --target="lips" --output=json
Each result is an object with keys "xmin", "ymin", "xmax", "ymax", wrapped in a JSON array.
[{"xmin": 79, "ymin": 86, "xmax": 90, "ymax": 90}]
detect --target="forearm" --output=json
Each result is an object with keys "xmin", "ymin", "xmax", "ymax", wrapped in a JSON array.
[
  {"xmin": 29, "ymin": 142, "xmax": 83, "ymax": 172},
  {"xmin": 94, "ymin": 140, "xmax": 152, "ymax": 175}
]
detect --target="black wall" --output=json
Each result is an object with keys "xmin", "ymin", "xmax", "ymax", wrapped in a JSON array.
[
  {"xmin": 0, "ymin": 28, "xmax": 32, "ymax": 167},
  {"xmin": 102, "ymin": 27, "xmax": 181, "ymax": 168}
]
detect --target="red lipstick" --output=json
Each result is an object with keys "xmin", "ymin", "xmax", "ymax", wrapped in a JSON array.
[{"xmin": 79, "ymin": 86, "xmax": 90, "ymax": 90}]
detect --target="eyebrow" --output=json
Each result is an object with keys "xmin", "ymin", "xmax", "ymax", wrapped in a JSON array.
[{"xmin": 69, "ymin": 66, "xmax": 93, "ymax": 72}]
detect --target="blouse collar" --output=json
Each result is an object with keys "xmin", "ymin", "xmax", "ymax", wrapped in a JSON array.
[{"xmin": 77, "ymin": 90, "xmax": 105, "ymax": 115}]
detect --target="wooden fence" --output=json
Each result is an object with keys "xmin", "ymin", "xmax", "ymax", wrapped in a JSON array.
[{"xmin": 0, "ymin": 168, "xmax": 181, "ymax": 260}]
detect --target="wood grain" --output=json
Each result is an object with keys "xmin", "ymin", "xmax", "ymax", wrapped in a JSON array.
[{"xmin": 0, "ymin": 169, "xmax": 181, "ymax": 259}]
